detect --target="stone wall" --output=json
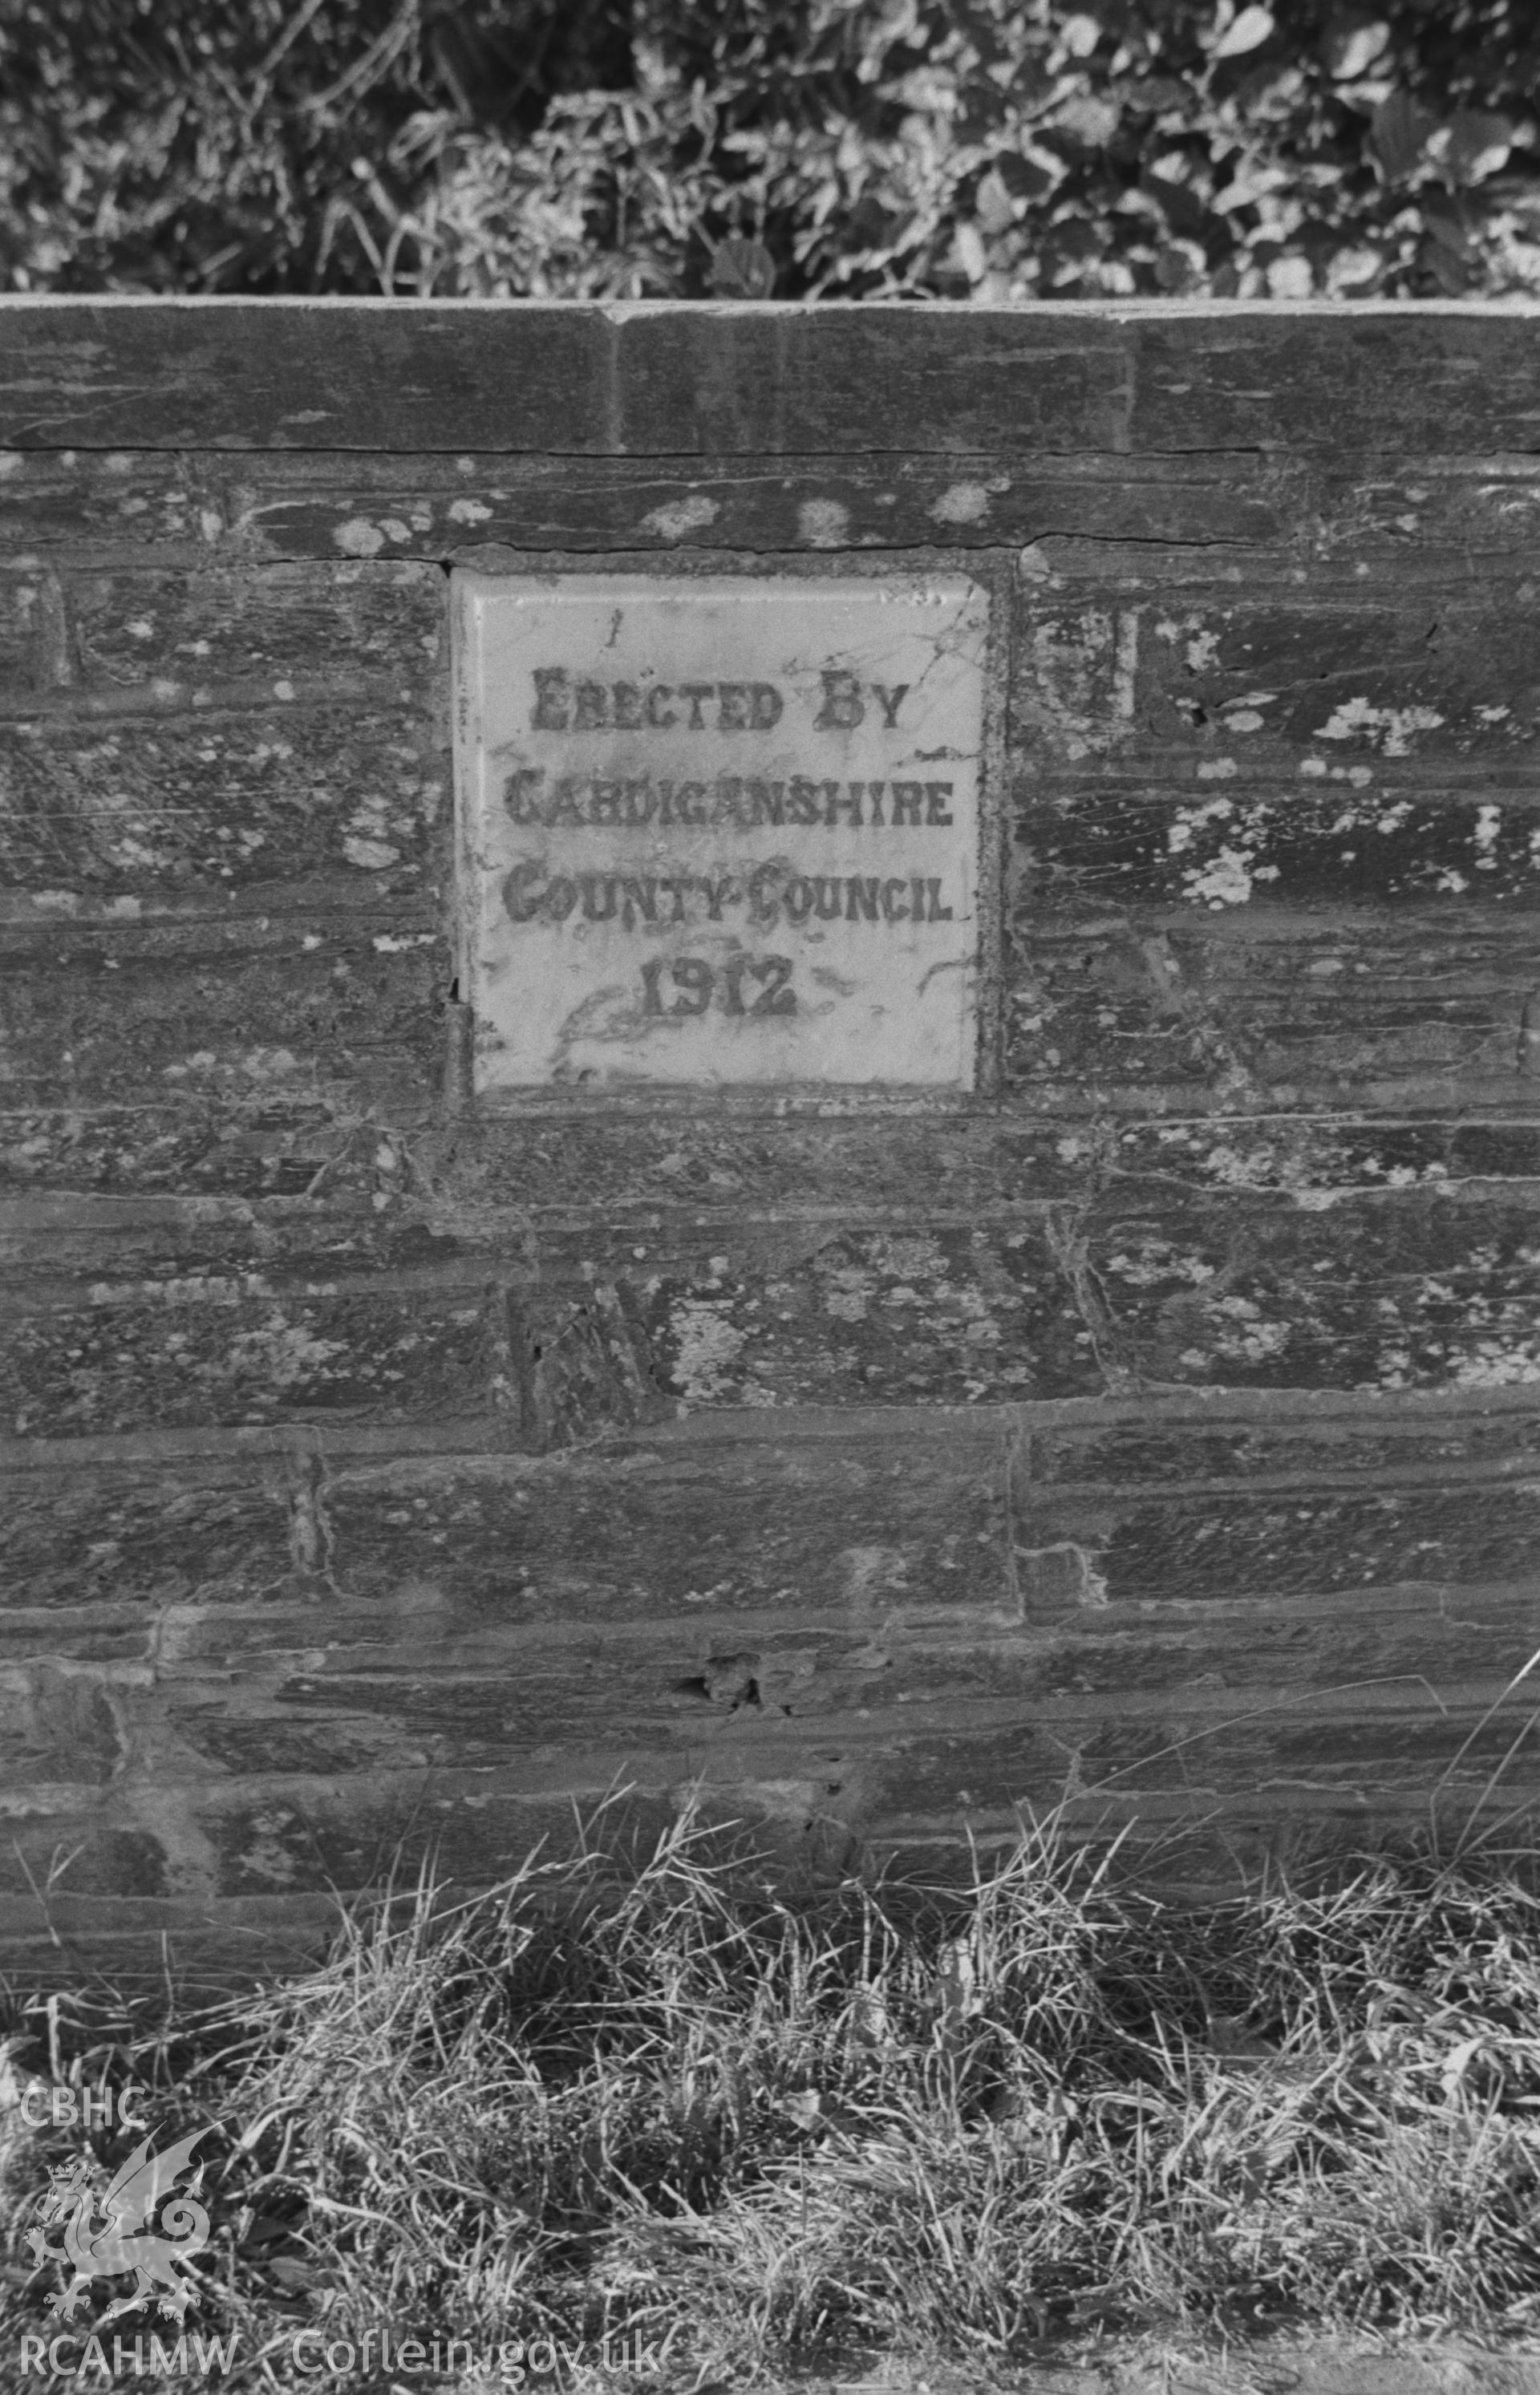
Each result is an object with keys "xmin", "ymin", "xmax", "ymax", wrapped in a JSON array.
[{"xmin": 6, "ymin": 298, "xmax": 1540, "ymax": 1981}]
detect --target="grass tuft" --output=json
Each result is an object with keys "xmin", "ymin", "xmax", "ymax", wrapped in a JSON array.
[{"xmin": 8, "ymin": 1800, "xmax": 1540, "ymax": 2380}]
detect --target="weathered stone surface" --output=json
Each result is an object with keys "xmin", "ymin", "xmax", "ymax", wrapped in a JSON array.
[
  {"xmin": 1006, "ymin": 908, "xmax": 1540, "ymax": 1115},
  {"xmin": 15, "ymin": 446, "xmax": 1540, "ymax": 579},
  {"xmin": 3, "ymin": 1267, "xmax": 492, "ymax": 1438},
  {"xmin": 0, "ymin": 921, "xmax": 444, "ymax": 1108},
  {"xmin": 0, "ymin": 1465, "xmax": 295, "ymax": 1608},
  {"xmin": 3, "ymin": 1384, "xmax": 1538, "ymax": 1950},
  {"xmin": 0, "ymin": 558, "xmax": 442, "ymax": 709},
  {"xmin": 10, "ymin": 302, "xmax": 1540, "ymax": 456},
  {"xmin": 0, "ymin": 569, "xmax": 445, "ymax": 912},
  {"xmin": 240, "ymin": 451, "xmax": 1291, "ymax": 561},
  {"xmin": 0, "ymin": 1095, "xmax": 431, "ymax": 1197},
  {"xmin": 6, "ymin": 299, "xmax": 1540, "ymax": 1972},
  {"xmin": 23, "ymin": 1185, "xmax": 1540, "ymax": 1433}
]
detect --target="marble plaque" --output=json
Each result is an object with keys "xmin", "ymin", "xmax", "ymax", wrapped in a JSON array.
[{"xmin": 453, "ymin": 572, "xmax": 989, "ymax": 1089}]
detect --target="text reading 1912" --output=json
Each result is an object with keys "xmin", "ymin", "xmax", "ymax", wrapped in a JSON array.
[{"xmin": 455, "ymin": 575, "xmax": 989, "ymax": 1089}]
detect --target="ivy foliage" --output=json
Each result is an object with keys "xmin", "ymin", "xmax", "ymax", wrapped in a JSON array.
[{"xmin": 3, "ymin": 0, "xmax": 1538, "ymax": 301}]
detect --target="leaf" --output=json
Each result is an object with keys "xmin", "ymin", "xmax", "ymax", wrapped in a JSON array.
[
  {"xmin": 1211, "ymin": 8, "xmax": 1276, "ymax": 62},
  {"xmin": 1371, "ymin": 89, "xmax": 1438, "ymax": 184},
  {"xmin": 1054, "ymin": 93, "xmax": 1120, "ymax": 147},
  {"xmin": 1419, "ymin": 231, "xmax": 1471, "ymax": 294},
  {"xmin": 707, "ymin": 236, "xmax": 775, "ymax": 298},
  {"xmin": 267, "ymin": 2255, "xmax": 322, "ymax": 2290},
  {"xmin": 1323, "ymin": 240, "xmax": 1387, "ymax": 295},
  {"xmin": 996, "ymin": 151, "xmax": 1058, "ymax": 201},
  {"xmin": 1145, "ymin": 166, "xmax": 1214, "ymax": 243},
  {"xmin": 1266, "ymin": 253, "xmax": 1314, "ymax": 298},
  {"xmin": 952, "ymin": 220, "xmax": 987, "ymax": 283},
  {"xmin": 974, "ymin": 166, "xmax": 1015, "ymax": 235},
  {"xmin": 1119, "ymin": 75, "xmax": 1191, "ymax": 114},
  {"xmin": 1155, "ymin": 240, "xmax": 1207, "ymax": 292},
  {"xmin": 1059, "ymin": 14, "xmax": 1103, "ymax": 61},
  {"xmin": 1422, "ymin": 199, "xmax": 1474, "ymax": 261},
  {"xmin": 1322, "ymin": 19, "xmax": 1391, "ymax": 80},
  {"xmin": 1438, "ymin": 2034, "xmax": 1486, "ymax": 2093},
  {"xmin": 1445, "ymin": 107, "xmax": 1513, "ymax": 187}
]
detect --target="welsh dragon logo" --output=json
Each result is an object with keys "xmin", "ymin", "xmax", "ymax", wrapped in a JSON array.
[{"xmin": 26, "ymin": 2130, "xmax": 211, "ymax": 2324}]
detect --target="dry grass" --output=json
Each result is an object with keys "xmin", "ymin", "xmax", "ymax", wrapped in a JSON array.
[{"xmin": 7, "ymin": 1801, "xmax": 1540, "ymax": 2384}]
